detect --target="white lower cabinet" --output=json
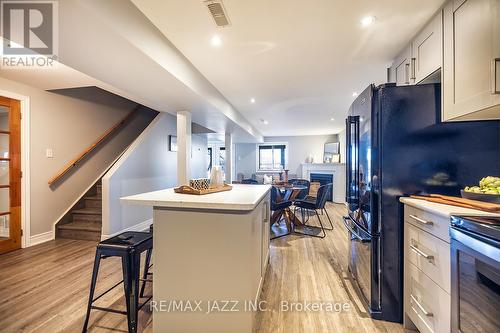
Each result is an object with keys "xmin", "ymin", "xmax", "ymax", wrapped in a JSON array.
[
  {"xmin": 405, "ymin": 262, "xmax": 451, "ymax": 333},
  {"xmin": 404, "ymin": 204, "xmax": 451, "ymax": 333}
]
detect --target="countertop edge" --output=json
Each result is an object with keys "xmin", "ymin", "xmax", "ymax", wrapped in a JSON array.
[
  {"xmin": 399, "ymin": 197, "xmax": 499, "ymax": 217},
  {"xmin": 120, "ymin": 185, "xmax": 271, "ymax": 212}
]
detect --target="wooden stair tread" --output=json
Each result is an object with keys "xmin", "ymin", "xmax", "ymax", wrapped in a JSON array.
[
  {"xmin": 58, "ymin": 221, "xmax": 101, "ymax": 232},
  {"xmin": 72, "ymin": 208, "xmax": 102, "ymax": 215},
  {"xmin": 83, "ymin": 196, "xmax": 101, "ymax": 200}
]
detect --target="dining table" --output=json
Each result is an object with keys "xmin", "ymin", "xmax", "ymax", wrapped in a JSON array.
[{"xmin": 270, "ymin": 183, "xmax": 308, "ymax": 238}]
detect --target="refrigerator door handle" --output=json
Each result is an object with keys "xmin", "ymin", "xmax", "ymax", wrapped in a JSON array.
[
  {"xmin": 345, "ymin": 117, "xmax": 351, "ymax": 203},
  {"xmin": 346, "ymin": 116, "xmax": 360, "ymax": 206},
  {"xmin": 343, "ymin": 216, "xmax": 370, "ymax": 242}
]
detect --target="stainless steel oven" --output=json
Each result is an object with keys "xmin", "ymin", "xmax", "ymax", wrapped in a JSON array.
[{"xmin": 450, "ymin": 215, "xmax": 500, "ymax": 333}]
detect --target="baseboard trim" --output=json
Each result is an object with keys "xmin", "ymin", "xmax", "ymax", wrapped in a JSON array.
[
  {"xmin": 100, "ymin": 218, "xmax": 152, "ymax": 241},
  {"xmin": 30, "ymin": 230, "xmax": 55, "ymax": 246}
]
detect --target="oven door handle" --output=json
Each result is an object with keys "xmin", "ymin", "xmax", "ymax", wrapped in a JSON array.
[
  {"xmin": 343, "ymin": 216, "xmax": 370, "ymax": 242},
  {"xmin": 410, "ymin": 294, "xmax": 433, "ymax": 317}
]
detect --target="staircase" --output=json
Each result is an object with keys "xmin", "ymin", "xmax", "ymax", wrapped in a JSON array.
[{"xmin": 56, "ymin": 182, "xmax": 103, "ymax": 241}]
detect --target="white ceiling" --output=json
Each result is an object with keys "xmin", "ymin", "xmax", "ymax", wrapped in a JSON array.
[
  {"xmin": 132, "ymin": 0, "xmax": 445, "ymax": 136},
  {"xmin": 0, "ymin": 1, "xmax": 264, "ymax": 143}
]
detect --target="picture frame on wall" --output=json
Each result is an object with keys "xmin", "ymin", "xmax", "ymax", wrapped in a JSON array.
[{"xmin": 169, "ymin": 135, "xmax": 177, "ymax": 152}]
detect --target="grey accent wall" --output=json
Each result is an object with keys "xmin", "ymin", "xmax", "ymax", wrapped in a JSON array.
[
  {"xmin": 103, "ymin": 112, "xmax": 208, "ymax": 237},
  {"xmin": 0, "ymin": 77, "xmax": 157, "ymax": 237}
]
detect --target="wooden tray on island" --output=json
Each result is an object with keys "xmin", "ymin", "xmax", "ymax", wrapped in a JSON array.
[{"xmin": 174, "ymin": 184, "xmax": 233, "ymax": 195}]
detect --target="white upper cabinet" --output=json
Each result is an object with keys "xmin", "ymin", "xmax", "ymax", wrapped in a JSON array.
[
  {"xmin": 390, "ymin": 46, "xmax": 412, "ymax": 86},
  {"xmin": 442, "ymin": 0, "xmax": 500, "ymax": 121},
  {"xmin": 411, "ymin": 11, "xmax": 443, "ymax": 83},
  {"xmin": 390, "ymin": 11, "xmax": 442, "ymax": 86}
]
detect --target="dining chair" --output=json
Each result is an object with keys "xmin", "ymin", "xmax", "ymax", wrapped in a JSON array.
[
  {"xmin": 293, "ymin": 183, "xmax": 333, "ymax": 238},
  {"xmin": 241, "ymin": 178, "xmax": 259, "ymax": 184},
  {"xmin": 288, "ymin": 179, "xmax": 310, "ymax": 200},
  {"xmin": 270, "ymin": 186, "xmax": 293, "ymax": 239}
]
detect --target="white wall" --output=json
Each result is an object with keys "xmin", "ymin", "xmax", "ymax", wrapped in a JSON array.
[
  {"xmin": 234, "ymin": 134, "xmax": 340, "ymax": 179},
  {"xmin": 234, "ymin": 143, "xmax": 257, "ymax": 180},
  {"xmin": 191, "ymin": 134, "xmax": 209, "ymax": 179},
  {"xmin": 337, "ymin": 129, "xmax": 346, "ymax": 163},
  {"xmin": 102, "ymin": 113, "xmax": 207, "ymax": 237}
]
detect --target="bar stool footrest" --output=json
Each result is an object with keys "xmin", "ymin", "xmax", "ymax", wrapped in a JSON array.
[{"xmin": 91, "ymin": 280, "xmax": 123, "ymax": 303}]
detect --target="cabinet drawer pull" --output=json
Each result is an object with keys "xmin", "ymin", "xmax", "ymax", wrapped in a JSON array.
[
  {"xmin": 410, "ymin": 57, "xmax": 416, "ymax": 80},
  {"xmin": 405, "ymin": 63, "xmax": 411, "ymax": 84},
  {"xmin": 410, "ymin": 244, "xmax": 434, "ymax": 261},
  {"xmin": 492, "ymin": 58, "xmax": 500, "ymax": 94},
  {"xmin": 410, "ymin": 294, "xmax": 433, "ymax": 317},
  {"xmin": 409, "ymin": 214, "xmax": 433, "ymax": 226},
  {"xmin": 263, "ymin": 201, "xmax": 269, "ymax": 222}
]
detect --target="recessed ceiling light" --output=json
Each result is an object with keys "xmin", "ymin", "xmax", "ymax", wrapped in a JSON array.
[
  {"xmin": 361, "ymin": 16, "xmax": 376, "ymax": 27},
  {"xmin": 352, "ymin": 92, "xmax": 358, "ymax": 97},
  {"xmin": 260, "ymin": 118, "xmax": 269, "ymax": 125},
  {"xmin": 250, "ymin": 98, "xmax": 256, "ymax": 104},
  {"xmin": 330, "ymin": 118, "xmax": 335, "ymax": 121},
  {"xmin": 211, "ymin": 34, "xmax": 222, "ymax": 47}
]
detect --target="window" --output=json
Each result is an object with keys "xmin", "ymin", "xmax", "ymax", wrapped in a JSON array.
[
  {"xmin": 207, "ymin": 147, "xmax": 212, "ymax": 171},
  {"xmin": 219, "ymin": 147, "xmax": 225, "ymax": 171},
  {"xmin": 258, "ymin": 144, "xmax": 286, "ymax": 170}
]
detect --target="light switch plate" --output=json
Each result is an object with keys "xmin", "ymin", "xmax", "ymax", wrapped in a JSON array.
[{"xmin": 46, "ymin": 148, "xmax": 53, "ymax": 158}]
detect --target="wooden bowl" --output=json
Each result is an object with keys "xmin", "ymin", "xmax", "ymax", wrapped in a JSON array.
[{"xmin": 461, "ymin": 190, "xmax": 500, "ymax": 204}]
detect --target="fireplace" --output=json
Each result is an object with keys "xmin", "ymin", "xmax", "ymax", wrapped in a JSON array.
[
  {"xmin": 310, "ymin": 173, "xmax": 333, "ymax": 201},
  {"xmin": 301, "ymin": 163, "xmax": 345, "ymax": 203}
]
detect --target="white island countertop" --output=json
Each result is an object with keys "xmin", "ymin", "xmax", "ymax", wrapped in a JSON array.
[
  {"xmin": 121, "ymin": 184, "xmax": 271, "ymax": 211},
  {"xmin": 400, "ymin": 197, "xmax": 500, "ymax": 218}
]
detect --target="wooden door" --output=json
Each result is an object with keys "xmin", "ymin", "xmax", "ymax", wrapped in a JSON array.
[
  {"xmin": 443, "ymin": 0, "xmax": 500, "ymax": 121},
  {"xmin": 0, "ymin": 96, "xmax": 21, "ymax": 255}
]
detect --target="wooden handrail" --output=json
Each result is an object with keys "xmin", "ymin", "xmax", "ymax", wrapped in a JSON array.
[{"xmin": 48, "ymin": 108, "xmax": 139, "ymax": 185}]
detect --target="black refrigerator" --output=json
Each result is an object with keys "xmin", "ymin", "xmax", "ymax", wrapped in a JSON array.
[{"xmin": 343, "ymin": 82, "xmax": 500, "ymax": 323}]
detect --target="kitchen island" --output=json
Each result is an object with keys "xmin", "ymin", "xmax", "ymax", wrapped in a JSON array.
[{"xmin": 121, "ymin": 184, "xmax": 271, "ymax": 333}]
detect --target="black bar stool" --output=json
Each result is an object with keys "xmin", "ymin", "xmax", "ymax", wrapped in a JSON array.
[
  {"xmin": 139, "ymin": 224, "xmax": 153, "ymax": 298},
  {"xmin": 82, "ymin": 231, "xmax": 153, "ymax": 333}
]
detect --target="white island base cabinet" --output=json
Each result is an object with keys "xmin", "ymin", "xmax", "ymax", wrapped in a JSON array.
[{"xmin": 152, "ymin": 193, "xmax": 270, "ymax": 333}]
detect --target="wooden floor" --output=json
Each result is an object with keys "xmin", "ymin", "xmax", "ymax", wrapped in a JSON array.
[{"xmin": 0, "ymin": 203, "xmax": 408, "ymax": 333}]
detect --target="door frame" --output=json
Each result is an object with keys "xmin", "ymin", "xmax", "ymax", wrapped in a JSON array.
[{"xmin": 0, "ymin": 89, "xmax": 30, "ymax": 248}]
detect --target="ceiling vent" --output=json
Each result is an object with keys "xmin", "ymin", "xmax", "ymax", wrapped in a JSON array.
[{"xmin": 204, "ymin": 0, "xmax": 231, "ymax": 27}]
